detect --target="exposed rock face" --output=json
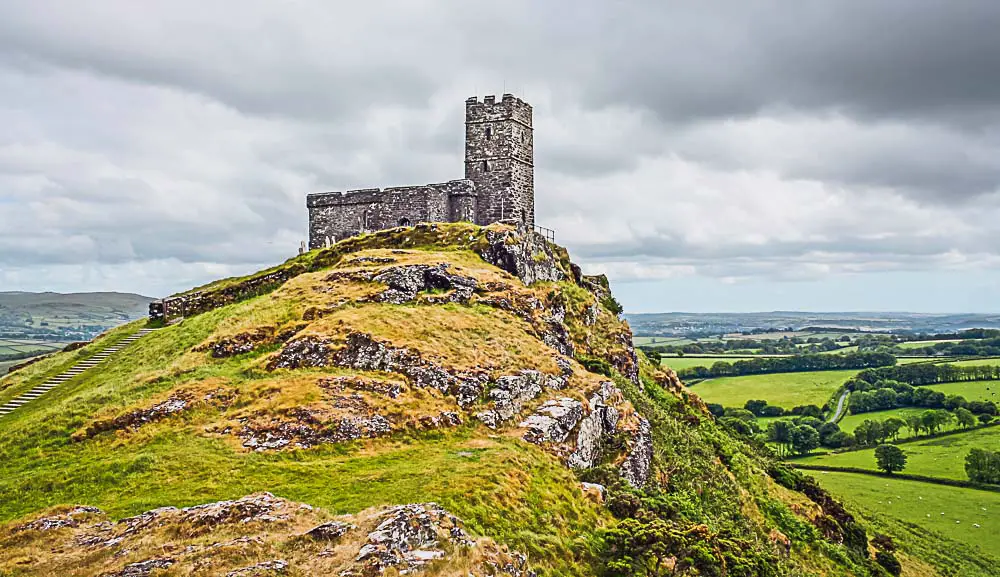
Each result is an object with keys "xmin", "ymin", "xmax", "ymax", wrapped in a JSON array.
[
  {"xmin": 266, "ymin": 336, "xmax": 339, "ymax": 371},
  {"xmin": 14, "ymin": 506, "xmax": 102, "ymax": 532},
  {"xmin": 106, "ymin": 558, "xmax": 175, "ymax": 577},
  {"xmin": 519, "ymin": 398, "xmax": 584, "ymax": 444},
  {"xmin": 83, "ymin": 388, "xmax": 236, "ymax": 438},
  {"xmin": 620, "ymin": 418, "xmax": 654, "ymax": 489},
  {"xmin": 567, "ymin": 382, "xmax": 623, "ymax": 470},
  {"xmin": 517, "ymin": 381, "xmax": 648, "ymax": 486},
  {"xmin": 373, "ymin": 263, "xmax": 478, "ymax": 304},
  {"xmin": 226, "ymin": 560, "xmax": 288, "ymax": 576},
  {"xmin": 475, "ymin": 370, "xmax": 568, "ymax": 429},
  {"xmin": 5, "ymin": 493, "xmax": 536, "ymax": 576},
  {"xmin": 305, "ymin": 521, "xmax": 355, "ymax": 541},
  {"xmin": 238, "ymin": 409, "xmax": 394, "ymax": 451},
  {"xmin": 355, "ymin": 503, "xmax": 474, "ymax": 574},
  {"xmin": 476, "ymin": 229, "xmax": 566, "ymax": 286}
]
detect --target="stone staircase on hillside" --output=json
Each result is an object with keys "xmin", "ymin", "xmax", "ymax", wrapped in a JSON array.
[{"xmin": 0, "ymin": 327, "xmax": 158, "ymax": 418}]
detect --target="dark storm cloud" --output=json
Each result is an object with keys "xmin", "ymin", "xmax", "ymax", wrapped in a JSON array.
[{"xmin": 1, "ymin": 0, "xmax": 1000, "ymax": 294}]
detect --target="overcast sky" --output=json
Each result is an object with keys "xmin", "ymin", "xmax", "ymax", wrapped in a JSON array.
[{"xmin": 1, "ymin": 1, "xmax": 999, "ymax": 312}]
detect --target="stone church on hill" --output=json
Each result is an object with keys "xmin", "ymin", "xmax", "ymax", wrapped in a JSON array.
[{"xmin": 307, "ymin": 94, "xmax": 536, "ymax": 248}]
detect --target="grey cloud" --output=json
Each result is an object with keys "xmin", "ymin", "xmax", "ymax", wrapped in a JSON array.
[{"xmin": 2, "ymin": 1, "xmax": 1000, "ymax": 297}]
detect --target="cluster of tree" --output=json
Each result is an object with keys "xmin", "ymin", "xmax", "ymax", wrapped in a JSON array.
[
  {"xmin": 965, "ymin": 448, "xmax": 1000, "ymax": 485},
  {"xmin": 846, "ymin": 378, "xmax": 998, "ymax": 418},
  {"xmin": 889, "ymin": 330, "xmax": 1000, "ymax": 357},
  {"xmin": 760, "ymin": 406, "xmax": 984, "ymax": 455},
  {"xmin": 855, "ymin": 363, "xmax": 1000, "ymax": 387},
  {"xmin": 677, "ymin": 352, "xmax": 896, "ymax": 379},
  {"xmin": 706, "ymin": 401, "xmax": 823, "ymax": 420},
  {"xmin": 639, "ymin": 335, "xmax": 851, "ymax": 356},
  {"xmin": 764, "ymin": 418, "xmax": 826, "ymax": 456}
]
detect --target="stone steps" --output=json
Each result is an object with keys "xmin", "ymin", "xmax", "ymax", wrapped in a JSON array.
[{"xmin": 0, "ymin": 328, "xmax": 159, "ymax": 418}]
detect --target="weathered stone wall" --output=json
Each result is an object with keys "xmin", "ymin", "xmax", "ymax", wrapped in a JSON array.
[
  {"xmin": 464, "ymin": 94, "xmax": 534, "ymax": 228},
  {"xmin": 150, "ymin": 266, "xmax": 305, "ymax": 323},
  {"xmin": 307, "ymin": 180, "xmax": 474, "ymax": 249},
  {"xmin": 307, "ymin": 95, "xmax": 535, "ymax": 246}
]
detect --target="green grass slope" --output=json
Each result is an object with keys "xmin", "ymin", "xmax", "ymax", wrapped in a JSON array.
[
  {"xmin": 0, "ymin": 223, "xmax": 979, "ymax": 576},
  {"xmin": 808, "ymin": 472, "xmax": 1000, "ymax": 571},
  {"xmin": 690, "ymin": 369, "xmax": 860, "ymax": 410},
  {"xmin": 797, "ymin": 426, "xmax": 1000, "ymax": 481}
]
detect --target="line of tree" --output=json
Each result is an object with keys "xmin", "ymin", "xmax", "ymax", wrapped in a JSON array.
[
  {"xmin": 891, "ymin": 331, "xmax": 1000, "ymax": 357},
  {"xmin": 855, "ymin": 363, "xmax": 1000, "ymax": 387},
  {"xmin": 678, "ymin": 352, "xmax": 896, "ymax": 379},
  {"xmin": 846, "ymin": 377, "xmax": 998, "ymax": 417},
  {"xmin": 639, "ymin": 336, "xmax": 850, "ymax": 356}
]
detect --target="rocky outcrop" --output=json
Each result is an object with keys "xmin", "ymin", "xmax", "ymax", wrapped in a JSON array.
[
  {"xmin": 106, "ymin": 558, "xmax": 175, "ymax": 577},
  {"xmin": 518, "ymin": 382, "xmax": 649, "ymax": 488},
  {"xmin": 476, "ymin": 228, "xmax": 567, "ymax": 286},
  {"xmin": 269, "ymin": 333, "xmax": 486, "ymax": 406},
  {"xmin": 82, "ymin": 388, "xmax": 236, "ymax": 439},
  {"xmin": 14, "ymin": 506, "xmax": 102, "ymax": 532},
  {"xmin": 373, "ymin": 263, "xmax": 479, "ymax": 304},
  {"xmin": 304, "ymin": 520, "xmax": 355, "ymax": 541},
  {"xmin": 567, "ymin": 382, "xmax": 623, "ymax": 470},
  {"xmin": 519, "ymin": 398, "xmax": 584, "ymax": 444},
  {"xmin": 226, "ymin": 560, "xmax": 288, "ymax": 576},
  {"xmin": 5, "ymin": 493, "xmax": 535, "ymax": 576},
  {"xmin": 475, "ymin": 370, "xmax": 568, "ymax": 429},
  {"xmin": 355, "ymin": 503, "xmax": 474, "ymax": 574},
  {"xmin": 620, "ymin": 418, "xmax": 653, "ymax": 489},
  {"xmin": 237, "ymin": 409, "xmax": 394, "ymax": 451}
]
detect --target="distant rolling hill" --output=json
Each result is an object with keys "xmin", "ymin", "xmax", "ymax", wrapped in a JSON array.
[{"xmin": 0, "ymin": 291, "xmax": 153, "ymax": 343}]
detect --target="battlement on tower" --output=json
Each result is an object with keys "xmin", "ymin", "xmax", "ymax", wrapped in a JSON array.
[
  {"xmin": 465, "ymin": 94, "xmax": 533, "ymax": 127},
  {"xmin": 307, "ymin": 180, "xmax": 475, "ymax": 208}
]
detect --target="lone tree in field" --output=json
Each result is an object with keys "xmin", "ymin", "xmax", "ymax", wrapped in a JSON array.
[{"xmin": 875, "ymin": 444, "xmax": 907, "ymax": 475}]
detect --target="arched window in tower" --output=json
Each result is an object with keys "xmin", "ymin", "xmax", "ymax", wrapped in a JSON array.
[
  {"xmin": 482, "ymin": 160, "xmax": 489, "ymax": 172},
  {"xmin": 485, "ymin": 126, "xmax": 492, "ymax": 140},
  {"xmin": 398, "ymin": 217, "xmax": 410, "ymax": 227}
]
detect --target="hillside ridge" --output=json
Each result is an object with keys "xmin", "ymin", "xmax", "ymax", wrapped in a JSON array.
[{"xmin": 0, "ymin": 223, "xmax": 980, "ymax": 576}]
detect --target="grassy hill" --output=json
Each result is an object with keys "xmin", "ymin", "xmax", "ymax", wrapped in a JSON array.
[
  {"xmin": 0, "ymin": 291, "xmax": 152, "ymax": 342},
  {"xmin": 0, "ymin": 223, "xmax": 989, "ymax": 576}
]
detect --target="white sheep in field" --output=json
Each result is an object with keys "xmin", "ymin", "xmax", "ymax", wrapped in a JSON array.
[{"xmin": 974, "ymin": 524, "xmax": 981, "ymax": 528}]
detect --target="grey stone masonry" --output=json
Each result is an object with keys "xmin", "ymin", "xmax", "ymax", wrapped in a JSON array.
[
  {"xmin": 306, "ymin": 94, "xmax": 535, "ymax": 248},
  {"xmin": 465, "ymin": 94, "xmax": 534, "ymax": 228}
]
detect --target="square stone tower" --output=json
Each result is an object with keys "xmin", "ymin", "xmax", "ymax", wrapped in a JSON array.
[{"xmin": 464, "ymin": 94, "xmax": 534, "ymax": 228}]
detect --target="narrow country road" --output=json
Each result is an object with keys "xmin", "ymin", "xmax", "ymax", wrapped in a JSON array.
[{"xmin": 829, "ymin": 391, "xmax": 849, "ymax": 422}]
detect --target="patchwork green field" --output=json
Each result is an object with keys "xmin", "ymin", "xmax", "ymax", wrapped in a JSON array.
[
  {"xmin": 925, "ymin": 380, "xmax": 1000, "ymax": 403},
  {"xmin": 689, "ymin": 369, "xmax": 859, "ymax": 409},
  {"xmin": 797, "ymin": 425, "xmax": 1000, "ymax": 481},
  {"xmin": 810, "ymin": 471, "xmax": 1000, "ymax": 562},
  {"xmin": 897, "ymin": 356, "xmax": 947, "ymax": 365},
  {"xmin": 0, "ymin": 339, "xmax": 63, "ymax": 357},
  {"xmin": 660, "ymin": 356, "xmax": 759, "ymax": 370},
  {"xmin": 837, "ymin": 407, "xmax": 931, "ymax": 433},
  {"xmin": 940, "ymin": 358, "xmax": 1000, "ymax": 368},
  {"xmin": 897, "ymin": 339, "xmax": 962, "ymax": 349}
]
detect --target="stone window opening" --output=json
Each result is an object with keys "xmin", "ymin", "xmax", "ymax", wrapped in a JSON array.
[
  {"xmin": 482, "ymin": 160, "xmax": 489, "ymax": 172},
  {"xmin": 485, "ymin": 126, "xmax": 492, "ymax": 140}
]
